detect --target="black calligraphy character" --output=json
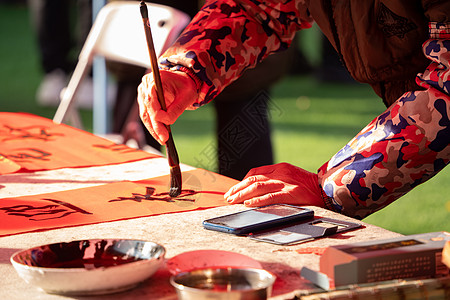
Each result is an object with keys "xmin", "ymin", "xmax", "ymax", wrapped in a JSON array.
[
  {"xmin": 0, "ymin": 198, "xmax": 92, "ymax": 221},
  {"xmin": 2, "ymin": 148, "xmax": 51, "ymax": 162},
  {"xmin": 109, "ymin": 187, "xmax": 198, "ymax": 203},
  {"xmin": 1, "ymin": 125, "xmax": 63, "ymax": 142}
]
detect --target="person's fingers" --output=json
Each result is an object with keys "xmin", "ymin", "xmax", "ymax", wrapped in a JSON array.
[
  {"xmin": 225, "ymin": 177, "xmax": 284, "ymax": 204},
  {"xmin": 225, "ymin": 162, "xmax": 325, "ymax": 208},
  {"xmin": 243, "ymin": 191, "xmax": 288, "ymax": 207},
  {"xmin": 140, "ymin": 109, "xmax": 168, "ymax": 145},
  {"xmin": 154, "ymin": 109, "xmax": 175, "ymax": 125},
  {"xmin": 138, "ymin": 69, "xmax": 199, "ymax": 143},
  {"xmin": 224, "ymin": 175, "xmax": 260, "ymax": 199},
  {"xmin": 137, "ymin": 82, "xmax": 168, "ymax": 144},
  {"xmin": 224, "ymin": 165, "xmax": 279, "ymax": 202},
  {"xmin": 242, "ymin": 165, "xmax": 276, "ymax": 179},
  {"xmin": 156, "ymin": 71, "xmax": 199, "ymax": 124}
]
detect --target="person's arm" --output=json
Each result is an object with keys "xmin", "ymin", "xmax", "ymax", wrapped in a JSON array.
[
  {"xmin": 160, "ymin": 0, "xmax": 312, "ymax": 106},
  {"xmin": 318, "ymin": 22, "xmax": 450, "ymax": 219},
  {"xmin": 226, "ymin": 23, "xmax": 450, "ymax": 220},
  {"xmin": 137, "ymin": 0, "xmax": 312, "ymax": 144}
]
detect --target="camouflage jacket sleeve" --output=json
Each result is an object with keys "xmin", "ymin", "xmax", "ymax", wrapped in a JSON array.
[
  {"xmin": 318, "ymin": 22, "xmax": 450, "ymax": 219},
  {"xmin": 158, "ymin": 0, "xmax": 312, "ymax": 107}
]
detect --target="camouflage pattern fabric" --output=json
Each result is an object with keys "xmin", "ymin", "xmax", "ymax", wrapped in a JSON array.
[
  {"xmin": 159, "ymin": 0, "xmax": 312, "ymax": 107},
  {"xmin": 318, "ymin": 22, "xmax": 450, "ymax": 218},
  {"xmin": 157, "ymin": 0, "xmax": 449, "ymax": 219}
]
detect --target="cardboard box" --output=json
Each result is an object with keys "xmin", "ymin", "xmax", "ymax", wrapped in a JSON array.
[
  {"xmin": 444, "ymin": 241, "xmax": 450, "ymax": 268},
  {"xmin": 302, "ymin": 232, "xmax": 450, "ymax": 289}
]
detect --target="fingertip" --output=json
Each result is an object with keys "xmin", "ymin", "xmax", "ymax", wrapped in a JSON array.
[
  {"xmin": 225, "ymin": 193, "xmax": 235, "ymax": 203},
  {"xmin": 154, "ymin": 137, "xmax": 163, "ymax": 146},
  {"xmin": 224, "ymin": 189, "xmax": 232, "ymax": 199},
  {"xmin": 160, "ymin": 132, "xmax": 169, "ymax": 145},
  {"xmin": 243, "ymin": 200, "xmax": 254, "ymax": 207},
  {"xmin": 154, "ymin": 110, "xmax": 168, "ymax": 123}
]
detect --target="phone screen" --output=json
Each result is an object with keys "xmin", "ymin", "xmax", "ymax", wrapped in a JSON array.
[{"xmin": 202, "ymin": 204, "xmax": 314, "ymax": 235}]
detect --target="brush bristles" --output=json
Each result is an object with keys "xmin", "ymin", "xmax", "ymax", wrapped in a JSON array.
[
  {"xmin": 165, "ymin": 132, "xmax": 181, "ymax": 197},
  {"xmin": 169, "ymin": 165, "xmax": 182, "ymax": 197}
]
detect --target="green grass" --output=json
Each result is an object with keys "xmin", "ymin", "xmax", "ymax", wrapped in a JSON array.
[
  {"xmin": 0, "ymin": 4, "xmax": 43, "ymax": 112},
  {"xmin": 0, "ymin": 3, "xmax": 94, "ymax": 125},
  {"xmin": 1, "ymin": 4, "xmax": 449, "ymax": 235}
]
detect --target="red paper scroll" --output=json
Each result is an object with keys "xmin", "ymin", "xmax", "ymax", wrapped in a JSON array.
[
  {"xmin": 0, "ymin": 169, "xmax": 237, "ymax": 237},
  {"xmin": 0, "ymin": 112, "xmax": 158, "ymax": 174}
]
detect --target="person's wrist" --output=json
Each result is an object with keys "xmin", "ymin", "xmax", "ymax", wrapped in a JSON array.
[
  {"xmin": 319, "ymin": 185, "xmax": 336, "ymax": 211},
  {"xmin": 173, "ymin": 66, "xmax": 202, "ymax": 92}
]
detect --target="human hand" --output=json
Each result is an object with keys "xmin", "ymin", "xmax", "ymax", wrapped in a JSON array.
[
  {"xmin": 137, "ymin": 69, "xmax": 198, "ymax": 144},
  {"xmin": 224, "ymin": 163, "xmax": 325, "ymax": 208}
]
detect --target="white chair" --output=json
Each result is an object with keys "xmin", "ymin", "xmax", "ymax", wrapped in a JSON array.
[{"xmin": 53, "ymin": 1, "xmax": 190, "ymax": 132}]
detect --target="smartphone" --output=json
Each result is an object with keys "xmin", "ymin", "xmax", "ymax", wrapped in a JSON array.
[{"xmin": 202, "ymin": 204, "xmax": 314, "ymax": 235}]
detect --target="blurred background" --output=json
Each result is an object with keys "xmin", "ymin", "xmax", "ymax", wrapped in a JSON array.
[{"xmin": 0, "ymin": 1, "xmax": 449, "ymax": 235}]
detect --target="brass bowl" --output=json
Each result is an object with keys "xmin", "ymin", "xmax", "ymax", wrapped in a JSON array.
[{"xmin": 170, "ymin": 267, "xmax": 276, "ymax": 300}]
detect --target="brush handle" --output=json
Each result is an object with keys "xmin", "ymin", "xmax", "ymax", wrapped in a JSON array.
[
  {"xmin": 166, "ymin": 131, "xmax": 180, "ymax": 167},
  {"xmin": 140, "ymin": 1, "xmax": 179, "ymax": 167},
  {"xmin": 140, "ymin": 1, "xmax": 168, "ymax": 111}
]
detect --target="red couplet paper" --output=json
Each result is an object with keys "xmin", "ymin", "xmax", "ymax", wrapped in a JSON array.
[
  {"xmin": 0, "ymin": 168, "xmax": 238, "ymax": 237},
  {"xmin": 0, "ymin": 112, "xmax": 158, "ymax": 174}
]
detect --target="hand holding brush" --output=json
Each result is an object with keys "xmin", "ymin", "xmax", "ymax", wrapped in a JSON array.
[{"xmin": 139, "ymin": 0, "xmax": 182, "ymax": 197}]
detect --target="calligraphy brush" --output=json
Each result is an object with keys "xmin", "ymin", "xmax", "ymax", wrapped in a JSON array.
[{"xmin": 140, "ymin": 0, "xmax": 182, "ymax": 197}]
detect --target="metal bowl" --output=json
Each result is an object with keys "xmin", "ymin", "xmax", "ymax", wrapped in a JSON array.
[
  {"xmin": 10, "ymin": 239, "xmax": 165, "ymax": 295},
  {"xmin": 170, "ymin": 267, "xmax": 276, "ymax": 300}
]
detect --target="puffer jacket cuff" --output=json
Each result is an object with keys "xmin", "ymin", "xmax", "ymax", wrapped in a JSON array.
[
  {"xmin": 428, "ymin": 22, "xmax": 450, "ymax": 39},
  {"xmin": 319, "ymin": 185, "xmax": 338, "ymax": 213}
]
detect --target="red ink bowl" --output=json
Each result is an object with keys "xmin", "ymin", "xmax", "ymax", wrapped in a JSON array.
[{"xmin": 10, "ymin": 239, "xmax": 165, "ymax": 295}]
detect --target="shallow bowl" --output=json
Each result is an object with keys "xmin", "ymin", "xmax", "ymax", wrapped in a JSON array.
[
  {"xmin": 10, "ymin": 239, "xmax": 165, "ymax": 295},
  {"xmin": 170, "ymin": 267, "xmax": 276, "ymax": 300}
]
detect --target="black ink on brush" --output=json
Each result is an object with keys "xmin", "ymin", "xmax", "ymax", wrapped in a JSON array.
[{"xmin": 139, "ymin": 1, "xmax": 182, "ymax": 197}]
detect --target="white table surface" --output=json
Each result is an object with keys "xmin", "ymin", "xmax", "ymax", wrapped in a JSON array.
[{"xmin": 0, "ymin": 157, "xmax": 401, "ymax": 299}]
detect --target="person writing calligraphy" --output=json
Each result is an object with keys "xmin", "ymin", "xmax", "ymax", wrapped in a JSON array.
[{"xmin": 137, "ymin": 0, "xmax": 450, "ymax": 219}]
